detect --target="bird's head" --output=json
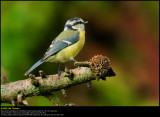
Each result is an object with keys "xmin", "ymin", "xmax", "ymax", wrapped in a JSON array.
[{"xmin": 64, "ymin": 17, "xmax": 88, "ymax": 31}]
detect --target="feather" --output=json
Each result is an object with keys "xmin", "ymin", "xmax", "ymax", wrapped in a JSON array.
[
  {"xmin": 24, "ymin": 31, "xmax": 80, "ymax": 76},
  {"xmin": 24, "ymin": 60, "xmax": 43, "ymax": 76},
  {"xmin": 41, "ymin": 30, "xmax": 79, "ymax": 61}
]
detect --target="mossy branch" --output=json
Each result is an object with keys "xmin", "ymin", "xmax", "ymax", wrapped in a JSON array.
[{"xmin": 1, "ymin": 55, "xmax": 116, "ymax": 105}]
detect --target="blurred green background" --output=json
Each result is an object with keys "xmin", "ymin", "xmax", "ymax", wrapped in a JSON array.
[{"xmin": 1, "ymin": 1, "xmax": 159, "ymax": 106}]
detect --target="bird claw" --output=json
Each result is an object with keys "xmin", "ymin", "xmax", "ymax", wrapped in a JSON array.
[{"xmin": 58, "ymin": 71, "xmax": 63, "ymax": 78}]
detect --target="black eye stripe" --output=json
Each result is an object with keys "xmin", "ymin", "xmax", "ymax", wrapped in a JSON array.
[
  {"xmin": 65, "ymin": 25, "xmax": 77, "ymax": 31},
  {"xmin": 73, "ymin": 21, "xmax": 84, "ymax": 26}
]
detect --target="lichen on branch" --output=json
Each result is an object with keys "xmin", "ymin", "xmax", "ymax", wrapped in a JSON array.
[{"xmin": 1, "ymin": 55, "xmax": 116, "ymax": 105}]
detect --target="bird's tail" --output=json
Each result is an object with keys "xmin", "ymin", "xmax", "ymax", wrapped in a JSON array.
[{"xmin": 24, "ymin": 60, "xmax": 43, "ymax": 76}]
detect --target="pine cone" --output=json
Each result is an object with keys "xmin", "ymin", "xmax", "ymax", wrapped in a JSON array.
[{"xmin": 89, "ymin": 55, "xmax": 111, "ymax": 80}]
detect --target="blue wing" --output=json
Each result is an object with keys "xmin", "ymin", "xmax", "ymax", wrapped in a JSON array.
[
  {"xmin": 41, "ymin": 30, "xmax": 80, "ymax": 61},
  {"xmin": 24, "ymin": 30, "xmax": 79, "ymax": 76}
]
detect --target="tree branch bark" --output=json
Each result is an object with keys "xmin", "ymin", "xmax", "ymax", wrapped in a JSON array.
[
  {"xmin": 1, "ymin": 67, "xmax": 96, "ymax": 104},
  {"xmin": 1, "ymin": 55, "xmax": 116, "ymax": 105}
]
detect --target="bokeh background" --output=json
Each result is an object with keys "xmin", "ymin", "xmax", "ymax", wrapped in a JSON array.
[{"xmin": 1, "ymin": 1, "xmax": 159, "ymax": 106}]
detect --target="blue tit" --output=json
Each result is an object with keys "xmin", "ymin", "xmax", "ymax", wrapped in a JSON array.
[{"xmin": 24, "ymin": 17, "xmax": 88, "ymax": 76}]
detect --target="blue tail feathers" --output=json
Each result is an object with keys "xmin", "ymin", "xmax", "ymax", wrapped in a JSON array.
[{"xmin": 24, "ymin": 60, "xmax": 43, "ymax": 76}]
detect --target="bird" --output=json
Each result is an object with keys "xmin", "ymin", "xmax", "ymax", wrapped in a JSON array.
[{"xmin": 24, "ymin": 17, "xmax": 88, "ymax": 76}]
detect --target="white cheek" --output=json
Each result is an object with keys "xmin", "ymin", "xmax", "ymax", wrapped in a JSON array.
[
  {"xmin": 75, "ymin": 24, "xmax": 85, "ymax": 30},
  {"xmin": 64, "ymin": 27, "xmax": 68, "ymax": 31},
  {"xmin": 79, "ymin": 24, "xmax": 85, "ymax": 30}
]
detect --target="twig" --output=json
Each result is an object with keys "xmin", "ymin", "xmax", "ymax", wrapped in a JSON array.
[
  {"xmin": 1, "ymin": 74, "xmax": 9, "ymax": 84},
  {"xmin": 45, "ymin": 93, "xmax": 64, "ymax": 106}
]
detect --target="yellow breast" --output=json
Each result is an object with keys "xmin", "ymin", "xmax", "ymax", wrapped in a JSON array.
[{"xmin": 47, "ymin": 31, "xmax": 85, "ymax": 63}]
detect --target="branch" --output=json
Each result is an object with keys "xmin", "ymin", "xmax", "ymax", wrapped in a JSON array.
[
  {"xmin": 45, "ymin": 93, "xmax": 64, "ymax": 106},
  {"xmin": 1, "ymin": 55, "xmax": 116, "ymax": 105}
]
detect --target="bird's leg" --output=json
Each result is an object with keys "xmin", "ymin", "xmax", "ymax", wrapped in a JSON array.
[
  {"xmin": 58, "ymin": 62, "xmax": 62, "ymax": 78},
  {"xmin": 69, "ymin": 57, "xmax": 80, "ymax": 68},
  {"xmin": 72, "ymin": 59, "xmax": 78, "ymax": 62},
  {"xmin": 69, "ymin": 57, "xmax": 78, "ymax": 62}
]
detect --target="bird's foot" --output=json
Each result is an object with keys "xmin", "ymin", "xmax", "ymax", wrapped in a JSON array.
[
  {"xmin": 58, "ymin": 71, "xmax": 63, "ymax": 78},
  {"xmin": 70, "ymin": 58, "xmax": 80, "ymax": 68}
]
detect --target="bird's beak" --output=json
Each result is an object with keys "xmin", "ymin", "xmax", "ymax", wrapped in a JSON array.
[{"xmin": 84, "ymin": 21, "xmax": 88, "ymax": 24}]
